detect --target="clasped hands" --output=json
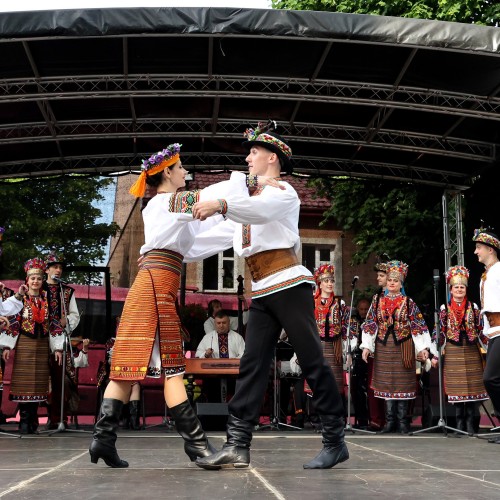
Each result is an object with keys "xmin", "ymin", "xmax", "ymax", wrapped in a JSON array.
[{"xmin": 192, "ymin": 176, "xmax": 284, "ymax": 221}]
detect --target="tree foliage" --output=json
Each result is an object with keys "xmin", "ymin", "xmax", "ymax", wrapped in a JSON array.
[
  {"xmin": 0, "ymin": 176, "xmax": 119, "ymax": 282},
  {"xmin": 273, "ymin": 0, "xmax": 496, "ymax": 303},
  {"xmin": 310, "ymin": 177, "xmax": 443, "ymax": 304},
  {"xmin": 272, "ymin": 0, "xmax": 499, "ymax": 26}
]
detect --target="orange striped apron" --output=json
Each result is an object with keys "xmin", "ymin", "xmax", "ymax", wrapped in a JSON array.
[{"xmin": 110, "ymin": 249, "xmax": 185, "ymax": 381}]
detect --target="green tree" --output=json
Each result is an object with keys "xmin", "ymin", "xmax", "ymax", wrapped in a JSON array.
[
  {"xmin": 310, "ymin": 177, "xmax": 444, "ymax": 304},
  {"xmin": 273, "ymin": 0, "xmax": 496, "ymax": 304},
  {"xmin": 0, "ymin": 176, "xmax": 119, "ymax": 282},
  {"xmin": 272, "ymin": 0, "xmax": 499, "ymax": 25}
]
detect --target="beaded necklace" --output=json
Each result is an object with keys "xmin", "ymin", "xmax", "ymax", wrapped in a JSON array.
[{"xmin": 27, "ymin": 294, "xmax": 46, "ymax": 324}]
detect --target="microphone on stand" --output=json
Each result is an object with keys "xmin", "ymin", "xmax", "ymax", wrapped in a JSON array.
[
  {"xmin": 351, "ymin": 275, "xmax": 359, "ymax": 288},
  {"xmin": 433, "ymin": 269, "xmax": 440, "ymax": 283},
  {"xmin": 51, "ymin": 275, "xmax": 68, "ymax": 285}
]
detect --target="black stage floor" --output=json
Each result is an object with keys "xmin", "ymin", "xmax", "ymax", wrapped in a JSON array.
[{"xmin": 1, "ymin": 424, "xmax": 500, "ymax": 500}]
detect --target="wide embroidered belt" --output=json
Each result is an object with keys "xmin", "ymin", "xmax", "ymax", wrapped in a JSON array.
[
  {"xmin": 245, "ymin": 247, "xmax": 299, "ymax": 282},
  {"xmin": 485, "ymin": 311, "xmax": 500, "ymax": 331}
]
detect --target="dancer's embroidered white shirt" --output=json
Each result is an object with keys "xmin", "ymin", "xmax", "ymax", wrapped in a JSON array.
[
  {"xmin": 185, "ymin": 172, "xmax": 314, "ymax": 297},
  {"xmin": 481, "ymin": 261, "xmax": 500, "ymax": 338}
]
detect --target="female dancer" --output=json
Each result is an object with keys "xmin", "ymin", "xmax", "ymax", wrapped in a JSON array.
[
  {"xmin": 432, "ymin": 265, "xmax": 488, "ymax": 434},
  {"xmin": 89, "ymin": 143, "xmax": 275, "ymax": 467},
  {"xmin": 361, "ymin": 260, "xmax": 430, "ymax": 433}
]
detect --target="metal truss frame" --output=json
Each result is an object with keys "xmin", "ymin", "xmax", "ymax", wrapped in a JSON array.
[{"xmin": 442, "ymin": 190, "xmax": 465, "ymax": 270}]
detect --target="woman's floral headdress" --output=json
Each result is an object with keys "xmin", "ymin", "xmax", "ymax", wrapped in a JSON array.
[
  {"xmin": 445, "ymin": 265, "xmax": 469, "ymax": 287},
  {"xmin": 313, "ymin": 264, "xmax": 335, "ymax": 284},
  {"xmin": 129, "ymin": 143, "xmax": 182, "ymax": 198}
]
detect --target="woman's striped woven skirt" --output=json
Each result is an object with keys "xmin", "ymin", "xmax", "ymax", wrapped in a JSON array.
[
  {"xmin": 372, "ymin": 336, "xmax": 416, "ymax": 399},
  {"xmin": 111, "ymin": 249, "xmax": 185, "ymax": 381},
  {"xmin": 444, "ymin": 340, "xmax": 488, "ymax": 402}
]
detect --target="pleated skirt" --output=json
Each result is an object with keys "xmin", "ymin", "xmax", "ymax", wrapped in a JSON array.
[
  {"xmin": 444, "ymin": 341, "xmax": 488, "ymax": 402},
  {"xmin": 322, "ymin": 338, "xmax": 344, "ymax": 392},
  {"xmin": 10, "ymin": 335, "xmax": 50, "ymax": 402},
  {"xmin": 372, "ymin": 336, "xmax": 416, "ymax": 399},
  {"xmin": 110, "ymin": 249, "xmax": 185, "ymax": 381}
]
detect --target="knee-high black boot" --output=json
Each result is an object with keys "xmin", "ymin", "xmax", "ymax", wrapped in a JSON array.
[
  {"xmin": 28, "ymin": 402, "xmax": 39, "ymax": 433},
  {"xmin": 303, "ymin": 415, "xmax": 349, "ymax": 469},
  {"xmin": 195, "ymin": 414, "xmax": 252, "ymax": 470},
  {"xmin": 465, "ymin": 402, "xmax": 476, "ymax": 435},
  {"xmin": 18, "ymin": 404, "xmax": 30, "ymax": 434},
  {"xmin": 89, "ymin": 398, "xmax": 129, "ymax": 468},
  {"xmin": 396, "ymin": 400, "xmax": 409, "ymax": 434},
  {"xmin": 128, "ymin": 400, "xmax": 142, "ymax": 431},
  {"xmin": 380, "ymin": 400, "xmax": 397, "ymax": 433},
  {"xmin": 169, "ymin": 400, "xmax": 216, "ymax": 462},
  {"xmin": 454, "ymin": 403, "xmax": 465, "ymax": 432}
]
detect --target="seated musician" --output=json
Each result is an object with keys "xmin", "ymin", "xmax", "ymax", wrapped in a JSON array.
[
  {"xmin": 196, "ymin": 311, "xmax": 245, "ymax": 360},
  {"xmin": 203, "ymin": 299, "xmax": 249, "ymax": 336},
  {"xmin": 195, "ymin": 311, "xmax": 245, "ymax": 403}
]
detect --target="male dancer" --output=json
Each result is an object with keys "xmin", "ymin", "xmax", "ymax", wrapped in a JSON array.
[
  {"xmin": 44, "ymin": 253, "xmax": 80, "ymax": 428},
  {"xmin": 473, "ymin": 227, "xmax": 500, "ymax": 443},
  {"xmin": 189, "ymin": 122, "xmax": 348, "ymax": 469}
]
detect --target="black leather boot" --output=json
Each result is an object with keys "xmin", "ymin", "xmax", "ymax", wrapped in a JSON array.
[
  {"xmin": 18, "ymin": 405, "xmax": 30, "ymax": 434},
  {"xmin": 29, "ymin": 402, "xmax": 40, "ymax": 433},
  {"xmin": 89, "ymin": 398, "xmax": 129, "ymax": 468},
  {"xmin": 303, "ymin": 415, "xmax": 349, "ymax": 469},
  {"xmin": 454, "ymin": 403, "xmax": 465, "ymax": 433},
  {"xmin": 195, "ymin": 414, "xmax": 252, "ymax": 470},
  {"xmin": 380, "ymin": 400, "xmax": 397, "ymax": 433},
  {"xmin": 397, "ymin": 400, "xmax": 409, "ymax": 434},
  {"xmin": 169, "ymin": 400, "xmax": 216, "ymax": 462},
  {"xmin": 128, "ymin": 400, "xmax": 141, "ymax": 430},
  {"xmin": 465, "ymin": 402, "xmax": 476, "ymax": 435}
]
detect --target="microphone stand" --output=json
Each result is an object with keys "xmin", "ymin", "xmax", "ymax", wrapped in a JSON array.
[
  {"xmin": 42, "ymin": 280, "xmax": 90, "ymax": 436},
  {"xmin": 258, "ymin": 343, "xmax": 301, "ymax": 431},
  {"xmin": 411, "ymin": 270, "xmax": 468, "ymax": 437},
  {"xmin": 345, "ymin": 278, "xmax": 375, "ymax": 435}
]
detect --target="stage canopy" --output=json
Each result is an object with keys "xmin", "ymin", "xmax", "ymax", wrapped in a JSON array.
[{"xmin": 0, "ymin": 7, "xmax": 499, "ymax": 189}]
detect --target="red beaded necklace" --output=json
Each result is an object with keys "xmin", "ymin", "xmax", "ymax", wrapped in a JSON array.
[{"xmin": 27, "ymin": 295, "xmax": 46, "ymax": 324}]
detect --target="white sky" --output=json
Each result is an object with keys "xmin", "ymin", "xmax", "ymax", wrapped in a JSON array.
[{"xmin": 0, "ymin": 0, "xmax": 272, "ymax": 12}]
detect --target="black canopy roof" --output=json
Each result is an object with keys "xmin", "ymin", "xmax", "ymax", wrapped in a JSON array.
[{"xmin": 0, "ymin": 7, "xmax": 499, "ymax": 189}]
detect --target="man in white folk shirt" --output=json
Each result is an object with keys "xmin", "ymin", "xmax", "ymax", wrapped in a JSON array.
[
  {"xmin": 197, "ymin": 311, "xmax": 245, "ymax": 360},
  {"xmin": 196, "ymin": 311, "xmax": 245, "ymax": 404},
  {"xmin": 203, "ymin": 299, "xmax": 249, "ymax": 336},
  {"xmin": 187, "ymin": 121, "xmax": 348, "ymax": 470},
  {"xmin": 473, "ymin": 226, "xmax": 500, "ymax": 444}
]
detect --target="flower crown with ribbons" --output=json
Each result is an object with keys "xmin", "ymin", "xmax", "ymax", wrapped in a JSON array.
[{"xmin": 129, "ymin": 143, "xmax": 182, "ymax": 198}]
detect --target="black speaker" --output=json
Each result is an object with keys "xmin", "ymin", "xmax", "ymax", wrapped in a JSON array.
[{"xmin": 196, "ymin": 402, "xmax": 229, "ymax": 431}]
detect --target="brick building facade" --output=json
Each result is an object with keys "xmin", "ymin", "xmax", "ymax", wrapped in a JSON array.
[{"xmin": 108, "ymin": 172, "xmax": 376, "ymax": 304}]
